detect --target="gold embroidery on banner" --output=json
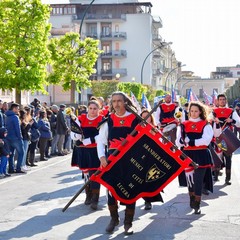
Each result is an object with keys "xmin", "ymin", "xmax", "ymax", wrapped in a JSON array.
[
  {"xmin": 143, "ymin": 144, "xmax": 172, "ymax": 170},
  {"xmin": 146, "ymin": 164, "xmax": 166, "ymax": 182}
]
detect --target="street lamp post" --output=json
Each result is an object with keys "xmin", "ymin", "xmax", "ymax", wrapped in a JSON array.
[
  {"xmin": 77, "ymin": 0, "xmax": 96, "ymax": 104},
  {"xmin": 140, "ymin": 42, "xmax": 172, "ymax": 85},
  {"xmin": 79, "ymin": 0, "xmax": 96, "ymax": 38},
  {"xmin": 165, "ymin": 64, "xmax": 186, "ymax": 91}
]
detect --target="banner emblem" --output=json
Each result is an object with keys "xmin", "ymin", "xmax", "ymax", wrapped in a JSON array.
[{"xmin": 146, "ymin": 164, "xmax": 165, "ymax": 182}]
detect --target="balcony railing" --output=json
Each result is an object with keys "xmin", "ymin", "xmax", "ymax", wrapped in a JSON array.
[
  {"xmin": 152, "ymin": 69, "xmax": 164, "ymax": 76},
  {"xmin": 85, "ymin": 32, "xmax": 98, "ymax": 39},
  {"xmin": 152, "ymin": 34, "xmax": 162, "ymax": 42},
  {"xmin": 101, "ymin": 50, "xmax": 127, "ymax": 58},
  {"xmin": 101, "ymin": 68, "xmax": 127, "ymax": 77},
  {"xmin": 75, "ymin": 13, "xmax": 126, "ymax": 21},
  {"xmin": 100, "ymin": 32, "xmax": 127, "ymax": 40}
]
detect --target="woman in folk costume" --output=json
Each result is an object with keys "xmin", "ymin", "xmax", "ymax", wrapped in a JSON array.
[
  {"xmin": 176, "ymin": 102, "xmax": 213, "ymax": 214},
  {"xmin": 71, "ymin": 100, "xmax": 104, "ymax": 210}
]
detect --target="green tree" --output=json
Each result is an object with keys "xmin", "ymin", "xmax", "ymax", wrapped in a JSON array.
[
  {"xmin": 91, "ymin": 80, "xmax": 119, "ymax": 100},
  {"xmin": 117, "ymin": 82, "xmax": 146, "ymax": 100},
  {"xmin": 0, "ymin": 0, "xmax": 51, "ymax": 104},
  {"xmin": 48, "ymin": 33, "xmax": 102, "ymax": 103}
]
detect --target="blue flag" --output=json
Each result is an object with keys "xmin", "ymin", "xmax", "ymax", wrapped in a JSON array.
[{"xmin": 141, "ymin": 93, "xmax": 151, "ymax": 111}]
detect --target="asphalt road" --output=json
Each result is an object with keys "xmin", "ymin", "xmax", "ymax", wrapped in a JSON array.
[{"xmin": 1, "ymin": 150, "xmax": 240, "ymax": 240}]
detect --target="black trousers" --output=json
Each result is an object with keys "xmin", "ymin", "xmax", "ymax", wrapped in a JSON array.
[{"xmin": 188, "ymin": 168, "xmax": 207, "ymax": 196}]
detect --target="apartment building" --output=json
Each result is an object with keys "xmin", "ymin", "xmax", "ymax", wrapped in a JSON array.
[{"xmin": 46, "ymin": 0, "xmax": 180, "ymax": 103}]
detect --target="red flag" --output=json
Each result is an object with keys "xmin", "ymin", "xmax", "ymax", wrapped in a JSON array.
[{"xmin": 91, "ymin": 123, "xmax": 192, "ymax": 204}]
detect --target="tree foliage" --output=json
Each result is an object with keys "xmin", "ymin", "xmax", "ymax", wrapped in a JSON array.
[
  {"xmin": 117, "ymin": 82, "xmax": 146, "ymax": 100},
  {"xmin": 0, "ymin": 0, "xmax": 51, "ymax": 102},
  {"xmin": 91, "ymin": 80, "xmax": 119, "ymax": 100},
  {"xmin": 48, "ymin": 33, "xmax": 102, "ymax": 92}
]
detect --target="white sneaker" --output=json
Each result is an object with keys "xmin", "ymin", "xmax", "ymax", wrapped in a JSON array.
[{"xmin": 21, "ymin": 166, "xmax": 31, "ymax": 172}]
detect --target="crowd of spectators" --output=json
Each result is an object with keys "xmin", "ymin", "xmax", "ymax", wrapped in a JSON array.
[{"xmin": 0, "ymin": 98, "xmax": 75, "ymax": 178}]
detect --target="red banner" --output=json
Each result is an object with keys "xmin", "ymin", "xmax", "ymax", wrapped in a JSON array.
[{"xmin": 91, "ymin": 123, "xmax": 192, "ymax": 204}]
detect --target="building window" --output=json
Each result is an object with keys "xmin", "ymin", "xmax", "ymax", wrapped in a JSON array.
[
  {"xmin": 115, "ymin": 42, "xmax": 119, "ymax": 51},
  {"xmin": 102, "ymin": 61, "xmax": 111, "ymax": 72},
  {"xmin": 102, "ymin": 44, "xmax": 110, "ymax": 54},
  {"xmin": 115, "ymin": 25, "xmax": 119, "ymax": 33},
  {"xmin": 101, "ymin": 24, "xmax": 111, "ymax": 37},
  {"xmin": 237, "ymin": 71, "xmax": 240, "ymax": 75},
  {"xmin": 115, "ymin": 60, "xmax": 120, "ymax": 69},
  {"xmin": 199, "ymin": 88, "xmax": 203, "ymax": 98}
]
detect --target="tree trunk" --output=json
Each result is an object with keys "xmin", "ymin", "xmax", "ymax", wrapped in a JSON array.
[
  {"xmin": 70, "ymin": 80, "xmax": 76, "ymax": 104},
  {"xmin": 15, "ymin": 90, "xmax": 21, "ymax": 105}
]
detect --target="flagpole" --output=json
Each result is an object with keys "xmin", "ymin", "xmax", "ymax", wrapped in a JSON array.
[{"xmin": 141, "ymin": 42, "xmax": 172, "ymax": 84}]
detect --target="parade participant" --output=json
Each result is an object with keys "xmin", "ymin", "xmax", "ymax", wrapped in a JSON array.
[
  {"xmin": 212, "ymin": 94, "xmax": 240, "ymax": 185},
  {"xmin": 154, "ymin": 94, "xmax": 179, "ymax": 143},
  {"xmin": 233, "ymin": 103, "xmax": 240, "ymax": 139},
  {"xmin": 97, "ymin": 91, "xmax": 140, "ymax": 235},
  {"xmin": 71, "ymin": 100, "xmax": 103, "ymax": 210},
  {"xmin": 97, "ymin": 96, "xmax": 109, "ymax": 117},
  {"xmin": 181, "ymin": 102, "xmax": 189, "ymax": 123},
  {"xmin": 176, "ymin": 102, "xmax": 213, "ymax": 214}
]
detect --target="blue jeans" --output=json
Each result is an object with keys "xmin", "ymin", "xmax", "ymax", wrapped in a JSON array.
[
  {"xmin": 0, "ymin": 156, "xmax": 8, "ymax": 174},
  {"xmin": 22, "ymin": 140, "xmax": 29, "ymax": 167},
  {"xmin": 7, "ymin": 139, "xmax": 24, "ymax": 172}
]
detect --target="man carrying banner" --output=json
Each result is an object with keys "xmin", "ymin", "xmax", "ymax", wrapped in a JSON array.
[{"xmin": 97, "ymin": 91, "xmax": 140, "ymax": 235}]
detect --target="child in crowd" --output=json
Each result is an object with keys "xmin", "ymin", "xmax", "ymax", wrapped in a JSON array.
[{"xmin": 0, "ymin": 128, "xmax": 11, "ymax": 178}]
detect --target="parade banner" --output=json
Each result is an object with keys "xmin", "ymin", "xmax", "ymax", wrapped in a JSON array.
[{"xmin": 91, "ymin": 123, "xmax": 192, "ymax": 204}]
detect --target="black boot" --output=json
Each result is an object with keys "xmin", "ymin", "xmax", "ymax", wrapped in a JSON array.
[
  {"xmin": 106, "ymin": 205, "xmax": 120, "ymax": 233},
  {"xmin": 84, "ymin": 185, "xmax": 92, "ymax": 205},
  {"xmin": 124, "ymin": 208, "xmax": 134, "ymax": 235},
  {"xmin": 225, "ymin": 169, "xmax": 231, "ymax": 185},
  {"xmin": 144, "ymin": 201, "xmax": 152, "ymax": 210},
  {"xmin": 213, "ymin": 169, "xmax": 220, "ymax": 181},
  {"xmin": 90, "ymin": 189, "xmax": 99, "ymax": 210},
  {"xmin": 193, "ymin": 200, "xmax": 201, "ymax": 214},
  {"xmin": 190, "ymin": 195, "xmax": 195, "ymax": 208}
]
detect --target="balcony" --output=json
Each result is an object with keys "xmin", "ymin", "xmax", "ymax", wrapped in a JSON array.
[
  {"xmin": 85, "ymin": 32, "xmax": 98, "ymax": 39},
  {"xmin": 101, "ymin": 50, "xmax": 127, "ymax": 58},
  {"xmin": 152, "ymin": 34, "xmax": 162, "ymax": 43},
  {"xmin": 74, "ymin": 13, "xmax": 126, "ymax": 22},
  {"xmin": 152, "ymin": 51, "xmax": 162, "ymax": 58},
  {"xmin": 152, "ymin": 69, "xmax": 164, "ymax": 76},
  {"xmin": 100, "ymin": 32, "xmax": 127, "ymax": 40},
  {"xmin": 101, "ymin": 68, "xmax": 127, "ymax": 77},
  {"xmin": 152, "ymin": 16, "xmax": 163, "ymax": 28}
]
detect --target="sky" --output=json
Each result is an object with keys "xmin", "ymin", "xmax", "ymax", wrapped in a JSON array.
[{"xmin": 147, "ymin": 0, "xmax": 240, "ymax": 78}]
